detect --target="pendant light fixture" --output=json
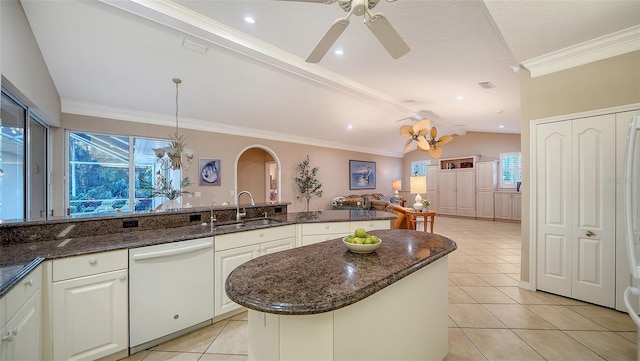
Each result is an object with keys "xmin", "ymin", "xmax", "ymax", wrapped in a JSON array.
[{"xmin": 153, "ymin": 78, "xmax": 194, "ymax": 170}]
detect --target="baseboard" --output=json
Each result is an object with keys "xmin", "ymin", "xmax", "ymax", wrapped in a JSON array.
[{"xmin": 519, "ymin": 280, "xmax": 534, "ymax": 290}]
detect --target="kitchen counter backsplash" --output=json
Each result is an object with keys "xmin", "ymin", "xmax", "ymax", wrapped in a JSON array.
[{"xmin": 0, "ymin": 203, "xmax": 289, "ymax": 245}]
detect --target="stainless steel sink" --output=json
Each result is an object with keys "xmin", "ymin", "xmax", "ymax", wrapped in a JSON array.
[
  {"xmin": 214, "ymin": 218, "xmax": 282, "ymax": 231},
  {"xmin": 244, "ymin": 218, "xmax": 282, "ymax": 226}
]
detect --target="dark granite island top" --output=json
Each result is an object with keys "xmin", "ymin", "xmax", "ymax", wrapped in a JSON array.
[{"xmin": 226, "ymin": 229, "xmax": 457, "ymax": 315}]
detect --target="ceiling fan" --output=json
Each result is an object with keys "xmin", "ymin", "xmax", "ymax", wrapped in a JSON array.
[
  {"xmin": 399, "ymin": 118, "xmax": 454, "ymax": 158},
  {"xmin": 287, "ymin": 0, "xmax": 410, "ymax": 63}
]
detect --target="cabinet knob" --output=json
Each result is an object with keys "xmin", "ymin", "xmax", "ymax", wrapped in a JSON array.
[
  {"xmin": 259, "ymin": 232, "xmax": 264, "ymax": 237},
  {"xmin": 119, "ymin": 274, "xmax": 127, "ymax": 281},
  {"xmin": 89, "ymin": 258, "xmax": 97, "ymax": 265},
  {"xmin": 24, "ymin": 279, "xmax": 33, "ymax": 287},
  {"xmin": 1, "ymin": 333, "xmax": 12, "ymax": 342}
]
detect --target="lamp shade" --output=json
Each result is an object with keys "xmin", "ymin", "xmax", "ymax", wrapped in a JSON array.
[
  {"xmin": 410, "ymin": 176, "xmax": 427, "ymax": 211},
  {"xmin": 392, "ymin": 179, "xmax": 402, "ymax": 191},
  {"xmin": 410, "ymin": 176, "xmax": 426, "ymax": 194}
]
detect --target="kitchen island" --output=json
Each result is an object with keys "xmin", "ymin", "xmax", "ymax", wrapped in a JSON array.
[{"xmin": 226, "ymin": 229, "xmax": 456, "ymax": 361}]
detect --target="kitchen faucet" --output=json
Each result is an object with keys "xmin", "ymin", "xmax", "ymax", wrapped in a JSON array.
[
  {"xmin": 236, "ymin": 191, "xmax": 255, "ymax": 222},
  {"xmin": 210, "ymin": 201, "xmax": 218, "ymax": 231}
]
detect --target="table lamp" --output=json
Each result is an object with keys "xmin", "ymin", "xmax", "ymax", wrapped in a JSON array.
[
  {"xmin": 410, "ymin": 176, "xmax": 427, "ymax": 211},
  {"xmin": 392, "ymin": 179, "xmax": 401, "ymax": 197}
]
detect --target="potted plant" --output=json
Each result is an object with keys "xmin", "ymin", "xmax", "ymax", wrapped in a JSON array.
[
  {"xmin": 139, "ymin": 173, "xmax": 192, "ymax": 210},
  {"xmin": 422, "ymin": 199, "xmax": 431, "ymax": 211},
  {"xmin": 294, "ymin": 155, "xmax": 323, "ymax": 212}
]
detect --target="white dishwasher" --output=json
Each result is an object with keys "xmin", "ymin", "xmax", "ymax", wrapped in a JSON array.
[{"xmin": 129, "ymin": 237, "xmax": 214, "ymax": 352}]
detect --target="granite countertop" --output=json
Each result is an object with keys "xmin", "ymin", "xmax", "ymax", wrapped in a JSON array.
[
  {"xmin": 0, "ymin": 210, "xmax": 395, "ymax": 297},
  {"xmin": 225, "ymin": 229, "xmax": 457, "ymax": 315}
]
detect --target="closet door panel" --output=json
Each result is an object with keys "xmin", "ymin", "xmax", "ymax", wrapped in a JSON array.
[
  {"xmin": 536, "ymin": 121, "xmax": 572, "ymax": 297},
  {"xmin": 571, "ymin": 115, "xmax": 615, "ymax": 307}
]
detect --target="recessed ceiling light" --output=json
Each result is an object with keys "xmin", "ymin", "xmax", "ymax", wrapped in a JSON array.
[
  {"xmin": 456, "ymin": 95, "xmax": 464, "ymax": 101},
  {"xmin": 244, "ymin": 16, "xmax": 256, "ymax": 24},
  {"xmin": 334, "ymin": 49, "xmax": 344, "ymax": 55},
  {"xmin": 347, "ymin": 124, "xmax": 353, "ymax": 130},
  {"xmin": 498, "ymin": 125, "xmax": 505, "ymax": 128}
]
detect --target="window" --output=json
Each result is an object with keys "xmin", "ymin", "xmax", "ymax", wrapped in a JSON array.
[
  {"xmin": 0, "ymin": 89, "xmax": 49, "ymax": 221},
  {"xmin": 67, "ymin": 131, "xmax": 180, "ymax": 216},
  {"xmin": 499, "ymin": 152, "xmax": 522, "ymax": 189}
]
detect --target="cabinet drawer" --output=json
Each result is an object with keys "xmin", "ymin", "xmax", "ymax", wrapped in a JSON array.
[
  {"xmin": 301, "ymin": 222, "xmax": 350, "ymax": 236},
  {"xmin": 215, "ymin": 225, "xmax": 295, "ymax": 251},
  {"xmin": 302, "ymin": 233, "xmax": 348, "ymax": 246},
  {"xmin": 350, "ymin": 220, "xmax": 390, "ymax": 232},
  {"xmin": 6, "ymin": 265, "xmax": 42, "ymax": 321},
  {"xmin": 53, "ymin": 249, "xmax": 127, "ymax": 282}
]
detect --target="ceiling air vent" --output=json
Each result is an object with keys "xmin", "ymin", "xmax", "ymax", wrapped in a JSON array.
[
  {"xmin": 478, "ymin": 82, "xmax": 495, "ymax": 89},
  {"xmin": 182, "ymin": 38, "xmax": 208, "ymax": 55}
]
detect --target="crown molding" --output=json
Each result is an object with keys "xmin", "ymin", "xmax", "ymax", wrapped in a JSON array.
[
  {"xmin": 62, "ymin": 99, "xmax": 404, "ymax": 158},
  {"xmin": 522, "ymin": 25, "xmax": 640, "ymax": 78}
]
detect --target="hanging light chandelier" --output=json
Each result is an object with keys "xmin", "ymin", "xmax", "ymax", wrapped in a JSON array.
[{"xmin": 153, "ymin": 78, "xmax": 194, "ymax": 170}]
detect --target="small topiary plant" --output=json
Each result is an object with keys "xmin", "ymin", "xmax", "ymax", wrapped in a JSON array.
[{"xmin": 294, "ymin": 155, "xmax": 323, "ymax": 212}]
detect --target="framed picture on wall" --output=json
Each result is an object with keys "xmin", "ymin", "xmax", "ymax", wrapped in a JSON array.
[
  {"xmin": 199, "ymin": 158, "xmax": 221, "ymax": 186},
  {"xmin": 349, "ymin": 160, "xmax": 376, "ymax": 189}
]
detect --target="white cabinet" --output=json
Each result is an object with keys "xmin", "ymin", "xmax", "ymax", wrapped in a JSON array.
[
  {"xmin": 426, "ymin": 164, "xmax": 439, "ymax": 212},
  {"xmin": 535, "ymin": 114, "xmax": 616, "ymax": 308},
  {"xmin": 494, "ymin": 193, "xmax": 521, "ymax": 221},
  {"xmin": 52, "ymin": 250, "xmax": 128, "ymax": 361},
  {"xmin": 215, "ymin": 226, "xmax": 296, "ymax": 317},
  {"xmin": 301, "ymin": 222, "xmax": 351, "ymax": 246},
  {"xmin": 1, "ymin": 266, "xmax": 42, "ymax": 361},
  {"xmin": 349, "ymin": 220, "xmax": 390, "ymax": 233},
  {"xmin": 438, "ymin": 169, "xmax": 476, "ymax": 217},
  {"xmin": 476, "ymin": 161, "xmax": 497, "ymax": 219}
]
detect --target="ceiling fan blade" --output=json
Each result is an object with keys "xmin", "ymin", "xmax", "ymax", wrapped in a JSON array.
[
  {"xmin": 429, "ymin": 146, "xmax": 443, "ymax": 159},
  {"xmin": 430, "ymin": 126, "xmax": 438, "ymax": 140},
  {"xmin": 366, "ymin": 13, "xmax": 410, "ymax": 59},
  {"xmin": 399, "ymin": 125, "xmax": 414, "ymax": 137},
  {"xmin": 403, "ymin": 139, "xmax": 414, "ymax": 154},
  {"xmin": 437, "ymin": 135, "xmax": 454, "ymax": 145},
  {"xmin": 306, "ymin": 18, "xmax": 349, "ymax": 63},
  {"xmin": 416, "ymin": 137, "xmax": 430, "ymax": 151},
  {"xmin": 412, "ymin": 119, "xmax": 430, "ymax": 134}
]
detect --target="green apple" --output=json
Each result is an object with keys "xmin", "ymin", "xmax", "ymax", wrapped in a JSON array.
[{"xmin": 354, "ymin": 228, "xmax": 367, "ymax": 238}]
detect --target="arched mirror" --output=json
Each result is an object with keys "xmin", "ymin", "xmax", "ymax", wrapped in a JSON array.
[{"xmin": 234, "ymin": 145, "xmax": 281, "ymax": 204}]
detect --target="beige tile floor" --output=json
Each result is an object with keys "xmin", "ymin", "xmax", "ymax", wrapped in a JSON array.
[{"xmin": 121, "ymin": 217, "xmax": 638, "ymax": 361}]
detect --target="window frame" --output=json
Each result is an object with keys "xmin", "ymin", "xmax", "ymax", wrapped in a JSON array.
[
  {"xmin": 499, "ymin": 151, "xmax": 522, "ymax": 190},
  {"xmin": 65, "ymin": 130, "xmax": 179, "ymax": 216}
]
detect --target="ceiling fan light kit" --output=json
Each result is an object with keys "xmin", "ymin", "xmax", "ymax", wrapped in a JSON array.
[{"xmin": 301, "ymin": 0, "xmax": 409, "ymax": 63}]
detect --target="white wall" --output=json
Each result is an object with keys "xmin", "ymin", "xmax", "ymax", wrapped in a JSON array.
[{"xmin": 1, "ymin": 0, "xmax": 60, "ymax": 125}]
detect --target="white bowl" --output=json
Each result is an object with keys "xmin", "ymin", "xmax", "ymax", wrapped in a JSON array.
[{"xmin": 343, "ymin": 237, "xmax": 382, "ymax": 254}]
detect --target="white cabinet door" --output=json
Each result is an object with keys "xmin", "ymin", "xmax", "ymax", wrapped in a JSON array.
[
  {"xmin": 476, "ymin": 161, "xmax": 497, "ymax": 191},
  {"xmin": 438, "ymin": 171, "xmax": 457, "ymax": 215},
  {"xmin": 262, "ymin": 237, "xmax": 296, "ymax": 255},
  {"xmin": 215, "ymin": 245, "xmax": 259, "ymax": 316},
  {"xmin": 426, "ymin": 165, "xmax": 439, "ymax": 212},
  {"xmin": 512, "ymin": 194, "xmax": 521, "ymax": 221},
  {"xmin": 476, "ymin": 191, "xmax": 494, "ymax": 219},
  {"xmin": 53, "ymin": 269, "xmax": 128, "ymax": 361},
  {"xmin": 494, "ymin": 193, "xmax": 513, "ymax": 219},
  {"xmin": 536, "ymin": 115, "xmax": 616, "ymax": 307},
  {"xmin": 2, "ymin": 291, "xmax": 41, "ymax": 361},
  {"xmin": 456, "ymin": 169, "xmax": 476, "ymax": 217}
]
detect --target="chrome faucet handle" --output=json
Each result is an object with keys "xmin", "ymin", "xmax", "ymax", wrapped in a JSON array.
[{"xmin": 262, "ymin": 211, "xmax": 268, "ymax": 218}]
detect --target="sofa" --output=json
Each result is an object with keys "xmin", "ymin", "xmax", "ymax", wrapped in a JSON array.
[{"xmin": 332, "ymin": 193, "xmax": 413, "ymax": 229}]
